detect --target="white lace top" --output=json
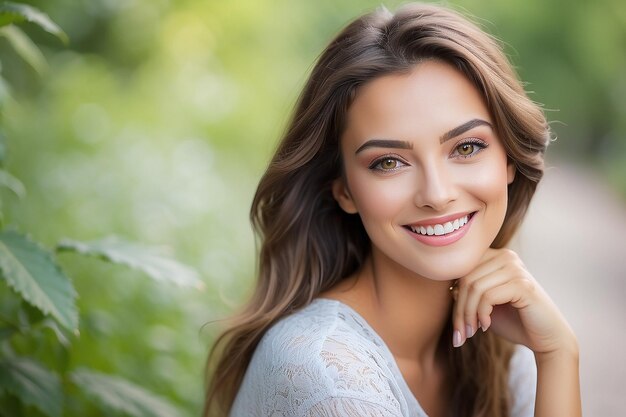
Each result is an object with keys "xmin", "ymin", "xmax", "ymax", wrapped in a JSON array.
[{"xmin": 230, "ymin": 298, "xmax": 536, "ymax": 417}]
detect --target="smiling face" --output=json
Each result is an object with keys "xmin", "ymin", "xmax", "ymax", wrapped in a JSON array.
[{"xmin": 332, "ymin": 60, "xmax": 515, "ymax": 281}]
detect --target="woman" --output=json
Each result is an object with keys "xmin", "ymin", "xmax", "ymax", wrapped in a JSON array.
[{"xmin": 204, "ymin": 3, "xmax": 581, "ymax": 417}]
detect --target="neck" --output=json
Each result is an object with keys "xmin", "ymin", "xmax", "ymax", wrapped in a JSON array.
[{"xmin": 325, "ymin": 248, "xmax": 454, "ymax": 366}]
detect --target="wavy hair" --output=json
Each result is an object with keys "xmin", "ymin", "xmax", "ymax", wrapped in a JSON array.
[{"xmin": 204, "ymin": 3, "xmax": 549, "ymax": 416}]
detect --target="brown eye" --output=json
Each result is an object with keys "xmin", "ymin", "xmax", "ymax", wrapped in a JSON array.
[
  {"xmin": 457, "ymin": 143, "xmax": 474, "ymax": 156},
  {"xmin": 369, "ymin": 156, "xmax": 407, "ymax": 172},
  {"xmin": 380, "ymin": 159, "xmax": 398, "ymax": 170}
]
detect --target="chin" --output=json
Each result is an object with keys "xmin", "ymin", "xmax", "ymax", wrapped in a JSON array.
[
  {"xmin": 413, "ymin": 255, "xmax": 483, "ymax": 281},
  {"xmin": 420, "ymin": 268, "xmax": 473, "ymax": 282}
]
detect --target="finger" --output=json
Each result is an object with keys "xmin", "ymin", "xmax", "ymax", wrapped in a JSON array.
[
  {"xmin": 452, "ymin": 249, "xmax": 525, "ymax": 347},
  {"xmin": 453, "ymin": 256, "xmax": 507, "ymax": 343},
  {"xmin": 476, "ymin": 277, "xmax": 533, "ymax": 331},
  {"xmin": 462, "ymin": 267, "xmax": 513, "ymax": 333},
  {"xmin": 452, "ymin": 277, "xmax": 488, "ymax": 346},
  {"xmin": 451, "ymin": 288, "xmax": 468, "ymax": 347},
  {"xmin": 462, "ymin": 248, "xmax": 518, "ymax": 283},
  {"xmin": 452, "ymin": 276, "xmax": 471, "ymax": 343}
]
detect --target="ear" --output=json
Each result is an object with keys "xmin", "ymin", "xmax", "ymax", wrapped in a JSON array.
[
  {"xmin": 332, "ymin": 177, "xmax": 358, "ymax": 214},
  {"xmin": 507, "ymin": 161, "xmax": 516, "ymax": 185}
]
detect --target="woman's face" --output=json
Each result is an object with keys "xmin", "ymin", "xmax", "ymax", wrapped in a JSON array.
[{"xmin": 333, "ymin": 60, "xmax": 515, "ymax": 281}]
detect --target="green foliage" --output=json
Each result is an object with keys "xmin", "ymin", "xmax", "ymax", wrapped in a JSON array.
[
  {"xmin": 0, "ymin": 0, "xmax": 623, "ymax": 416},
  {"xmin": 0, "ymin": 230, "xmax": 196, "ymax": 415},
  {"xmin": 0, "ymin": 169, "xmax": 24, "ymax": 197},
  {"xmin": 70, "ymin": 369, "xmax": 182, "ymax": 417},
  {"xmin": 0, "ymin": 230, "xmax": 78, "ymax": 331},
  {"xmin": 0, "ymin": 128, "xmax": 5, "ymax": 163},
  {"xmin": 58, "ymin": 237, "xmax": 203, "ymax": 289},
  {"xmin": 0, "ymin": 357, "xmax": 62, "ymax": 417},
  {"xmin": 0, "ymin": 2, "xmax": 67, "ymax": 44},
  {"xmin": 0, "ymin": 3, "xmax": 201, "ymax": 416},
  {"xmin": 0, "ymin": 25, "xmax": 47, "ymax": 74}
]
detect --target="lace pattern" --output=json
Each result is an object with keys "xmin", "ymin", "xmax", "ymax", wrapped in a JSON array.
[
  {"xmin": 306, "ymin": 398, "xmax": 402, "ymax": 417},
  {"xmin": 229, "ymin": 298, "xmax": 535, "ymax": 417}
]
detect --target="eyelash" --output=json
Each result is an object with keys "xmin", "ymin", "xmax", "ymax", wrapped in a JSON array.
[
  {"xmin": 367, "ymin": 138, "xmax": 489, "ymax": 172},
  {"xmin": 451, "ymin": 138, "xmax": 489, "ymax": 158},
  {"xmin": 368, "ymin": 154, "xmax": 408, "ymax": 172}
]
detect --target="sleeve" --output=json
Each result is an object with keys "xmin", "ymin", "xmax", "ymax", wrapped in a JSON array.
[
  {"xmin": 305, "ymin": 397, "xmax": 404, "ymax": 417},
  {"xmin": 232, "ymin": 309, "xmax": 406, "ymax": 417},
  {"xmin": 508, "ymin": 345, "xmax": 537, "ymax": 417}
]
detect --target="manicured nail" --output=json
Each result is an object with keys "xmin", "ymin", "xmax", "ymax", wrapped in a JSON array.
[
  {"xmin": 453, "ymin": 330, "xmax": 463, "ymax": 347},
  {"xmin": 465, "ymin": 324, "xmax": 474, "ymax": 338},
  {"xmin": 480, "ymin": 322, "xmax": 488, "ymax": 332}
]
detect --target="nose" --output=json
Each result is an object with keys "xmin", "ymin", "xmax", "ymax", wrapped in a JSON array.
[{"xmin": 414, "ymin": 161, "xmax": 458, "ymax": 211}]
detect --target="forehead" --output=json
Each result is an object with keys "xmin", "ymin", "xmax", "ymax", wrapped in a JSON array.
[{"xmin": 343, "ymin": 60, "xmax": 492, "ymax": 145}]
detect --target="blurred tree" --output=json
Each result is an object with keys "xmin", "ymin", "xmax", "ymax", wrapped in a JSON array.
[
  {"xmin": 0, "ymin": 3, "xmax": 203, "ymax": 416},
  {"xmin": 0, "ymin": 0, "xmax": 624, "ymax": 416}
]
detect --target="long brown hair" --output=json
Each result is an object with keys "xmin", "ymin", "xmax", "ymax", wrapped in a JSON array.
[{"xmin": 204, "ymin": 3, "xmax": 549, "ymax": 416}]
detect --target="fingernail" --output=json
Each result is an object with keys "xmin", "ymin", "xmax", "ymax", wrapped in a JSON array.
[
  {"xmin": 453, "ymin": 330, "xmax": 463, "ymax": 347},
  {"xmin": 480, "ymin": 322, "xmax": 488, "ymax": 332},
  {"xmin": 465, "ymin": 324, "xmax": 474, "ymax": 338}
]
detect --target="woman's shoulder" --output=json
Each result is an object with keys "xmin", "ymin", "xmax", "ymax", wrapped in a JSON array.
[
  {"xmin": 259, "ymin": 298, "xmax": 383, "ymax": 354},
  {"xmin": 230, "ymin": 298, "xmax": 404, "ymax": 415},
  {"xmin": 261, "ymin": 298, "xmax": 348, "ymax": 354},
  {"xmin": 253, "ymin": 298, "xmax": 392, "ymax": 377}
]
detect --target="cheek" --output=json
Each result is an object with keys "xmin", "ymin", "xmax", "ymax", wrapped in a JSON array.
[
  {"xmin": 456, "ymin": 156, "xmax": 510, "ymax": 225},
  {"xmin": 462, "ymin": 161, "xmax": 509, "ymax": 200},
  {"xmin": 348, "ymin": 172, "xmax": 414, "ymax": 223}
]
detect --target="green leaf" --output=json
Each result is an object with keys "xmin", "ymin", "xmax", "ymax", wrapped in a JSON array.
[
  {"xmin": 40, "ymin": 317, "xmax": 71, "ymax": 347},
  {"xmin": 0, "ymin": 230, "xmax": 78, "ymax": 332},
  {"xmin": 0, "ymin": 2, "xmax": 67, "ymax": 44},
  {"xmin": 0, "ymin": 75, "xmax": 10, "ymax": 108},
  {"xmin": 0, "ymin": 25, "xmax": 47, "ymax": 74},
  {"xmin": 0, "ymin": 169, "xmax": 25, "ymax": 198},
  {"xmin": 57, "ymin": 237, "xmax": 204, "ymax": 290},
  {"xmin": 0, "ymin": 357, "xmax": 62, "ymax": 417},
  {"xmin": 70, "ymin": 369, "xmax": 181, "ymax": 417},
  {"xmin": 0, "ymin": 326, "xmax": 15, "ymax": 339},
  {"xmin": 0, "ymin": 128, "xmax": 6, "ymax": 165}
]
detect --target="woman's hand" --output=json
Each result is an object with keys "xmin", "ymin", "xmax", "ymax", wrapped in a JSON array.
[
  {"xmin": 451, "ymin": 248, "xmax": 582, "ymax": 417},
  {"xmin": 450, "ymin": 248, "xmax": 577, "ymax": 355}
]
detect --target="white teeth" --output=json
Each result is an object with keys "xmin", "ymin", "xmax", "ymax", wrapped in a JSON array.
[{"xmin": 409, "ymin": 214, "xmax": 470, "ymax": 236}]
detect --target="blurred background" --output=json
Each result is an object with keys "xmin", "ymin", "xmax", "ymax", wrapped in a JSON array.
[{"xmin": 0, "ymin": 0, "xmax": 624, "ymax": 415}]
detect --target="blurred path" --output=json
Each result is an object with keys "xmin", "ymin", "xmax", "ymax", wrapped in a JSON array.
[{"xmin": 511, "ymin": 161, "xmax": 626, "ymax": 417}]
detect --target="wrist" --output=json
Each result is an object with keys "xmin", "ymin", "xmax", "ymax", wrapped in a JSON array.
[{"xmin": 534, "ymin": 336, "xmax": 579, "ymax": 364}]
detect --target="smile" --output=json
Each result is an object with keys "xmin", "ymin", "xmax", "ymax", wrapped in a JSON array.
[
  {"xmin": 409, "ymin": 214, "xmax": 470, "ymax": 236},
  {"xmin": 403, "ymin": 212, "xmax": 476, "ymax": 246}
]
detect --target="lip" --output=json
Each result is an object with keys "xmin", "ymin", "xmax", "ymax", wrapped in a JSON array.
[
  {"xmin": 405, "ymin": 211, "xmax": 473, "ymax": 227},
  {"xmin": 404, "ymin": 211, "xmax": 476, "ymax": 247}
]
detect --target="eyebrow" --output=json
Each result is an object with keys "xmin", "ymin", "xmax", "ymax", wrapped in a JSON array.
[
  {"xmin": 354, "ymin": 118, "xmax": 493, "ymax": 154},
  {"xmin": 439, "ymin": 118, "xmax": 493, "ymax": 144},
  {"xmin": 355, "ymin": 139, "xmax": 413, "ymax": 154}
]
